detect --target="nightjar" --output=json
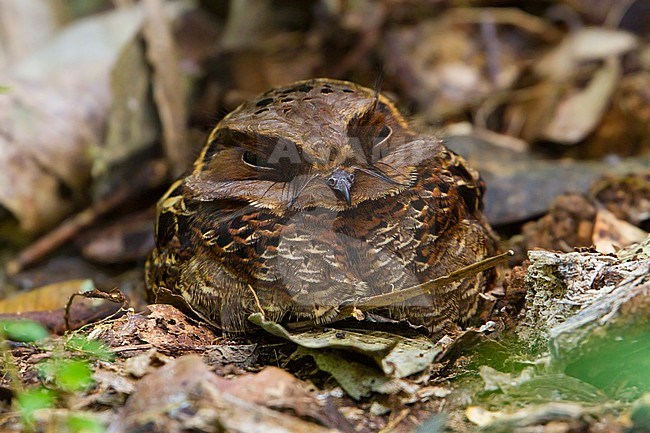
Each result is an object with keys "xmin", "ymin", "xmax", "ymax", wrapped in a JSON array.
[{"xmin": 146, "ymin": 79, "xmax": 497, "ymax": 334}]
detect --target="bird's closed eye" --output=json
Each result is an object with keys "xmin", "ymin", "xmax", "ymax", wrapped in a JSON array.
[
  {"xmin": 241, "ymin": 150, "xmax": 300, "ymax": 182},
  {"xmin": 371, "ymin": 125, "xmax": 392, "ymax": 162},
  {"xmin": 374, "ymin": 126, "xmax": 391, "ymax": 146},
  {"xmin": 242, "ymin": 151, "xmax": 276, "ymax": 170}
]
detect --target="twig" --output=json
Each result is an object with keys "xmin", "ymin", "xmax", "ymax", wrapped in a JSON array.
[
  {"xmin": 142, "ymin": 0, "xmax": 191, "ymax": 176},
  {"xmin": 446, "ymin": 7, "xmax": 562, "ymax": 42},
  {"xmin": 64, "ymin": 289, "xmax": 128, "ymax": 332},
  {"xmin": 480, "ymin": 11, "xmax": 501, "ymax": 87},
  {"xmin": 378, "ymin": 408, "xmax": 410, "ymax": 433},
  {"xmin": 111, "ymin": 344, "xmax": 154, "ymax": 353},
  {"xmin": 6, "ymin": 160, "xmax": 167, "ymax": 275},
  {"xmin": 603, "ymin": 0, "xmax": 636, "ymax": 29},
  {"xmin": 287, "ymin": 250, "xmax": 514, "ymax": 330}
]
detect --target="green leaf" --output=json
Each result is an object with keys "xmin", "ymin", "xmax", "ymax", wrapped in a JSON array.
[
  {"xmin": 0, "ymin": 320, "xmax": 49, "ymax": 342},
  {"xmin": 17, "ymin": 387, "xmax": 56, "ymax": 423},
  {"xmin": 37, "ymin": 358, "xmax": 95, "ymax": 392},
  {"xmin": 66, "ymin": 336, "xmax": 114, "ymax": 362},
  {"xmin": 36, "ymin": 358, "xmax": 59, "ymax": 384},
  {"xmin": 67, "ymin": 414, "xmax": 106, "ymax": 433},
  {"xmin": 0, "ymin": 85, "xmax": 9, "ymax": 93},
  {"xmin": 55, "ymin": 359, "xmax": 94, "ymax": 392}
]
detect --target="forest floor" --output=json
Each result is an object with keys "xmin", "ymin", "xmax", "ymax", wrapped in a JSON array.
[{"xmin": 1, "ymin": 1, "xmax": 649, "ymax": 432}]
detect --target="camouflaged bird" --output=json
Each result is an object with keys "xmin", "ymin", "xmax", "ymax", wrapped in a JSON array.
[{"xmin": 146, "ymin": 79, "xmax": 497, "ymax": 334}]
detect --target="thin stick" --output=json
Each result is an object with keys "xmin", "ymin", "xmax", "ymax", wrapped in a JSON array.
[
  {"xmin": 247, "ymin": 284, "xmax": 266, "ymax": 317},
  {"xmin": 446, "ymin": 8, "xmax": 562, "ymax": 41},
  {"xmin": 64, "ymin": 288, "xmax": 128, "ymax": 332},
  {"xmin": 6, "ymin": 160, "xmax": 167, "ymax": 275},
  {"xmin": 286, "ymin": 250, "xmax": 513, "ymax": 331}
]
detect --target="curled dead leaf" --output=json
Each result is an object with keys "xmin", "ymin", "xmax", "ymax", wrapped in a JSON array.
[
  {"xmin": 541, "ymin": 57, "xmax": 621, "ymax": 144},
  {"xmin": 0, "ymin": 3, "xmax": 189, "ymax": 234}
]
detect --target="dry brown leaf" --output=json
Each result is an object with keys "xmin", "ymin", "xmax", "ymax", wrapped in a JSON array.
[
  {"xmin": 218, "ymin": 1, "xmax": 321, "ymax": 100},
  {"xmin": 121, "ymin": 349, "xmax": 174, "ymax": 378},
  {"xmin": 385, "ymin": 21, "xmax": 497, "ymax": 119},
  {"xmin": 592, "ymin": 207, "xmax": 648, "ymax": 254},
  {"xmin": 93, "ymin": 369, "xmax": 137, "ymax": 396},
  {"xmin": 92, "ymin": 36, "xmax": 159, "ymax": 191},
  {"xmin": 384, "ymin": 8, "xmax": 543, "ymax": 120},
  {"xmin": 0, "ymin": 6, "xmax": 145, "ymax": 233},
  {"xmin": 534, "ymin": 27, "xmax": 637, "ymax": 81},
  {"xmin": 94, "ymin": 304, "xmax": 216, "ymax": 352},
  {"xmin": 591, "ymin": 171, "xmax": 650, "ymax": 225},
  {"xmin": 0, "ymin": 3, "xmax": 189, "ymax": 234},
  {"xmin": 500, "ymin": 81, "xmax": 564, "ymax": 142},
  {"xmin": 214, "ymin": 366, "xmax": 351, "ymax": 429},
  {"xmin": 108, "ymin": 355, "xmax": 339, "ymax": 433},
  {"xmin": 142, "ymin": 0, "xmax": 191, "ymax": 176},
  {"xmin": 0, "ymin": 0, "xmax": 61, "ymax": 68},
  {"xmin": 494, "ymin": 26, "xmax": 638, "ymax": 145},
  {"xmin": 215, "ymin": 366, "xmax": 314, "ymax": 407},
  {"xmin": 79, "ymin": 211, "xmax": 154, "ymax": 264},
  {"xmin": 0, "ymin": 279, "xmax": 121, "ymax": 333},
  {"xmin": 541, "ymin": 56, "xmax": 621, "ymax": 144},
  {"xmin": 0, "ymin": 278, "xmax": 94, "ymax": 314}
]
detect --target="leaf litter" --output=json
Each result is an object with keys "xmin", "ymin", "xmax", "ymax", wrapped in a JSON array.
[{"xmin": 1, "ymin": 1, "xmax": 650, "ymax": 432}]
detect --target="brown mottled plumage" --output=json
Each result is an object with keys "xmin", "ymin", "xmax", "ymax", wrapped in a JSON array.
[{"xmin": 145, "ymin": 79, "xmax": 497, "ymax": 333}]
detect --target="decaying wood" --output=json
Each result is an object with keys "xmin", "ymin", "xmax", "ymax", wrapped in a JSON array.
[{"xmin": 517, "ymin": 236, "xmax": 650, "ymax": 392}]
